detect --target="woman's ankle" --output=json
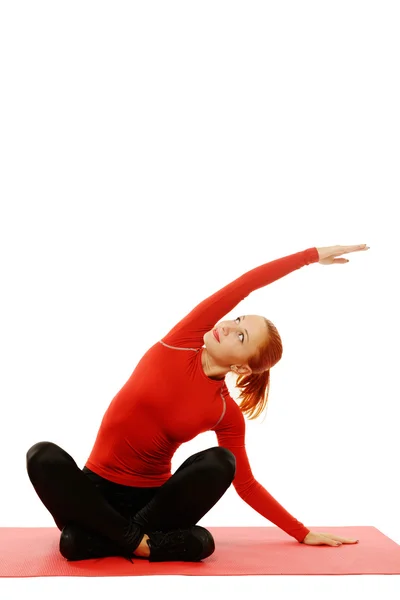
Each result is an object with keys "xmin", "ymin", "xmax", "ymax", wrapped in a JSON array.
[{"xmin": 133, "ymin": 534, "xmax": 150, "ymax": 558}]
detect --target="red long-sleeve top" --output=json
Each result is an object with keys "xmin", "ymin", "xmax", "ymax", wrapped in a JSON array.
[{"xmin": 86, "ymin": 247, "xmax": 320, "ymax": 542}]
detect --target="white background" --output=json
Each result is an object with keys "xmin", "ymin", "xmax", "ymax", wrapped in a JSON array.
[{"xmin": 0, "ymin": 1, "xmax": 399, "ymax": 598}]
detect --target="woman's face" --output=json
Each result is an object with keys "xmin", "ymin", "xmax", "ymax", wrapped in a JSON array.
[{"xmin": 204, "ymin": 314, "xmax": 268, "ymax": 371}]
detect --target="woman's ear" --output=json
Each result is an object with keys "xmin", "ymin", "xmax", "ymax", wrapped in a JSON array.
[{"xmin": 231, "ymin": 365, "xmax": 252, "ymax": 376}]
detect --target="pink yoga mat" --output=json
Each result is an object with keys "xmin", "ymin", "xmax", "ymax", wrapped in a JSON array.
[{"xmin": 0, "ymin": 526, "xmax": 399, "ymax": 577}]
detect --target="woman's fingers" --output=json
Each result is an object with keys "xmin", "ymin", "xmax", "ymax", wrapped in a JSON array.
[
  {"xmin": 326, "ymin": 534, "xmax": 359, "ymax": 544},
  {"xmin": 346, "ymin": 244, "xmax": 369, "ymax": 253},
  {"xmin": 303, "ymin": 532, "xmax": 359, "ymax": 546},
  {"xmin": 337, "ymin": 244, "xmax": 369, "ymax": 255}
]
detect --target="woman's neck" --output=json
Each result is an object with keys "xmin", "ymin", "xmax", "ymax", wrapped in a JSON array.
[{"xmin": 201, "ymin": 348, "xmax": 226, "ymax": 380}]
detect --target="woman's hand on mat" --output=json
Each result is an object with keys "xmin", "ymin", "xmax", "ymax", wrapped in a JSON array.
[
  {"xmin": 316, "ymin": 244, "xmax": 370, "ymax": 265},
  {"xmin": 302, "ymin": 532, "xmax": 359, "ymax": 546}
]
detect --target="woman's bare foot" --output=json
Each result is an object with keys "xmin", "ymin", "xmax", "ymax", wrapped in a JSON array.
[{"xmin": 133, "ymin": 534, "xmax": 150, "ymax": 558}]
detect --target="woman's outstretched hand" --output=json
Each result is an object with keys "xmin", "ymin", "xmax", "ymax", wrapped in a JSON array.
[
  {"xmin": 302, "ymin": 532, "xmax": 359, "ymax": 546},
  {"xmin": 316, "ymin": 244, "xmax": 370, "ymax": 265}
]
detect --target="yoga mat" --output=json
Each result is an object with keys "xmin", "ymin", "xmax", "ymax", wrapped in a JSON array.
[{"xmin": 0, "ymin": 526, "xmax": 399, "ymax": 577}]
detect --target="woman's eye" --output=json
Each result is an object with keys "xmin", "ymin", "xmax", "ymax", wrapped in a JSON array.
[{"xmin": 235, "ymin": 318, "xmax": 244, "ymax": 342}]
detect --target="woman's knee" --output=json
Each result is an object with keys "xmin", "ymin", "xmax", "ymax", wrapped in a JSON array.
[
  {"xmin": 206, "ymin": 447, "xmax": 236, "ymax": 479},
  {"xmin": 26, "ymin": 441, "xmax": 62, "ymax": 475}
]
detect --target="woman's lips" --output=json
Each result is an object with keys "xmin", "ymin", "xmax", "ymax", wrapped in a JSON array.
[{"xmin": 213, "ymin": 328, "xmax": 220, "ymax": 342}]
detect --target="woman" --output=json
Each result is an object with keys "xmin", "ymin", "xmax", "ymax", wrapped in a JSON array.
[{"xmin": 26, "ymin": 244, "xmax": 368, "ymax": 563}]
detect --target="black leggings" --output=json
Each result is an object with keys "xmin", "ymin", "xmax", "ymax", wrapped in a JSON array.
[{"xmin": 26, "ymin": 441, "xmax": 236, "ymax": 551}]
